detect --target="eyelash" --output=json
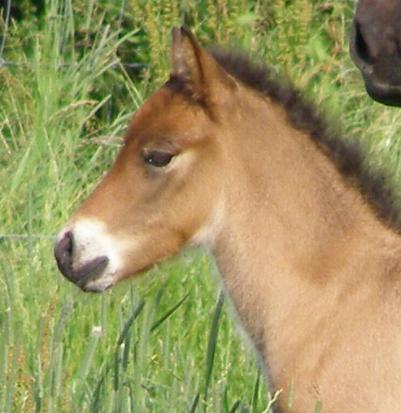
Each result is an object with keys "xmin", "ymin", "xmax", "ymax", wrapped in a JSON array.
[{"xmin": 142, "ymin": 150, "xmax": 175, "ymax": 168}]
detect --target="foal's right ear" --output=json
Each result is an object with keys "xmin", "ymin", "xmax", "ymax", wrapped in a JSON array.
[{"xmin": 170, "ymin": 27, "xmax": 232, "ymax": 101}]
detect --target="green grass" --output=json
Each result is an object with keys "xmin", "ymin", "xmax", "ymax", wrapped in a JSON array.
[{"xmin": 2, "ymin": 0, "xmax": 401, "ymax": 412}]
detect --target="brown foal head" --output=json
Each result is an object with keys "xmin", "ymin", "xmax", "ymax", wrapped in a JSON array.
[
  {"xmin": 350, "ymin": 0, "xmax": 401, "ymax": 106},
  {"xmin": 54, "ymin": 28, "xmax": 234, "ymax": 292}
]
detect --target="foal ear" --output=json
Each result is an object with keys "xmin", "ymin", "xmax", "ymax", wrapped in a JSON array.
[{"xmin": 171, "ymin": 27, "xmax": 231, "ymax": 100}]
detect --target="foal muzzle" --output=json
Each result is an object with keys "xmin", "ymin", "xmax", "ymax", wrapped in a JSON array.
[{"xmin": 54, "ymin": 231, "xmax": 109, "ymax": 292}]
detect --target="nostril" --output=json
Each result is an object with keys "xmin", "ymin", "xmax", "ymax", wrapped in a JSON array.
[
  {"xmin": 64, "ymin": 231, "xmax": 74, "ymax": 255},
  {"xmin": 54, "ymin": 231, "xmax": 74, "ymax": 279},
  {"xmin": 354, "ymin": 21, "xmax": 373, "ymax": 66}
]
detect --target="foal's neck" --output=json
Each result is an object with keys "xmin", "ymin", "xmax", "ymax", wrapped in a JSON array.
[
  {"xmin": 212, "ymin": 89, "xmax": 401, "ymax": 390},
  {"xmin": 215, "ymin": 90, "xmax": 396, "ymax": 276}
]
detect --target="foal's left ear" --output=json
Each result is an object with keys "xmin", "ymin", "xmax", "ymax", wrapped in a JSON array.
[{"xmin": 171, "ymin": 27, "xmax": 232, "ymax": 101}]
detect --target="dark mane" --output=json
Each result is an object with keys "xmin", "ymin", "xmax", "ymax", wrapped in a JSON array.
[{"xmin": 210, "ymin": 48, "xmax": 401, "ymax": 232}]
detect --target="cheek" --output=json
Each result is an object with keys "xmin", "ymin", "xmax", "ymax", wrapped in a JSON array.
[
  {"xmin": 117, "ymin": 228, "xmax": 186, "ymax": 280},
  {"xmin": 188, "ymin": 194, "xmax": 225, "ymax": 247},
  {"xmin": 158, "ymin": 171, "xmax": 223, "ymax": 245}
]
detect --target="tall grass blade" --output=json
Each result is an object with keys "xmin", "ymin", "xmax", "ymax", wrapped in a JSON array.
[
  {"xmin": 74, "ymin": 328, "xmax": 102, "ymax": 408},
  {"xmin": 251, "ymin": 369, "xmax": 261, "ymax": 412},
  {"xmin": 229, "ymin": 400, "xmax": 241, "ymax": 413},
  {"xmin": 91, "ymin": 366, "xmax": 110, "ymax": 413},
  {"xmin": 0, "ymin": 307, "xmax": 6, "ymax": 413},
  {"xmin": 189, "ymin": 393, "xmax": 200, "ymax": 413},
  {"xmin": 46, "ymin": 300, "xmax": 73, "ymax": 413},
  {"xmin": 5, "ymin": 323, "xmax": 21, "ymax": 413},
  {"xmin": 0, "ymin": 271, "xmax": 10, "ymax": 413},
  {"xmin": 117, "ymin": 298, "xmax": 145, "ymax": 346},
  {"xmin": 204, "ymin": 291, "xmax": 224, "ymax": 404},
  {"xmin": 150, "ymin": 293, "xmax": 189, "ymax": 332}
]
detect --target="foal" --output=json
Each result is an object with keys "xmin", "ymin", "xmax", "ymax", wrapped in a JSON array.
[{"xmin": 55, "ymin": 28, "xmax": 401, "ymax": 412}]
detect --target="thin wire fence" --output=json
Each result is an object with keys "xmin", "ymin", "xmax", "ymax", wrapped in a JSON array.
[
  {"xmin": 0, "ymin": 58, "xmax": 147, "ymax": 70},
  {"xmin": 0, "ymin": 234, "xmax": 56, "ymax": 241}
]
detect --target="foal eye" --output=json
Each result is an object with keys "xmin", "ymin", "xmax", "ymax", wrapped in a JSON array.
[{"xmin": 142, "ymin": 150, "xmax": 175, "ymax": 168}]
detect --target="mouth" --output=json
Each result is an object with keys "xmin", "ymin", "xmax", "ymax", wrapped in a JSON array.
[
  {"xmin": 363, "ymin": 77, "xmax": 401, "ymax": 107},
  {"xmin": 79, "ymin": 275, "xmax": 115, "ymax": 293},
  {"xmin": 74, "ymin": 256, "xmax": 110, "ymax": 290}
]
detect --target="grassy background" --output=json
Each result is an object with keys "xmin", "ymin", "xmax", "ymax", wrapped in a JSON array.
[{"xmin": 2, "ymin": 1, "xmax": 401, "ymax": 412}]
